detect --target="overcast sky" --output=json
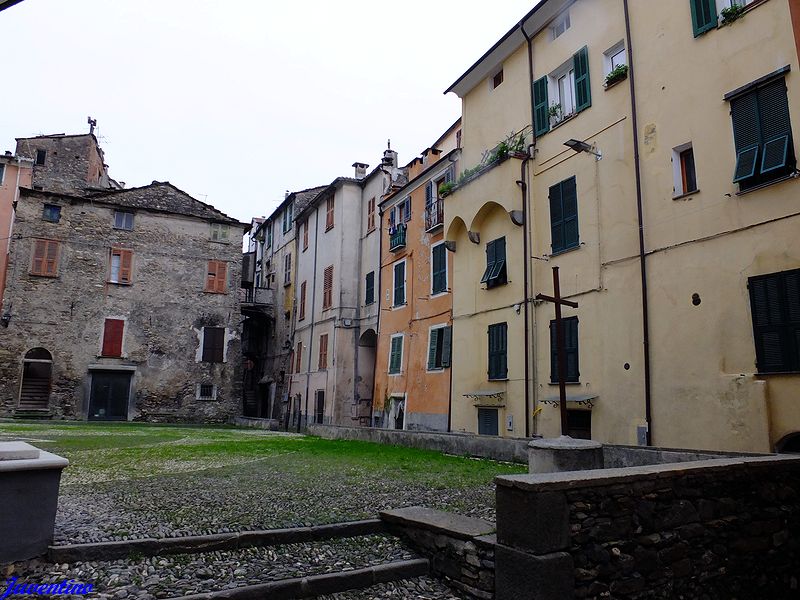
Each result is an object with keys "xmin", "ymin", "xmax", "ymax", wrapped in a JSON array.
[{"xmin": 0, "ymin": 0, "xmax": 537, "ymax": 224}]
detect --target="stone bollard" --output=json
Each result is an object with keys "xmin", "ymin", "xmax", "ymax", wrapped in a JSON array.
[
  {"xmin": 528, "ymin": 436, "xmax": 603, "ymax": 473},
  {"xmin": 0, "ymin": 442, "xmax": 69, "ymax": 564}
]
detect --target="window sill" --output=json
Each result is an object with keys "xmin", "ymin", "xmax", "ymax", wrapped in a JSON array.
[
  {"xmin": 603, "ymin": 75, "xmax": 627, "ymax": 91},
  {"xmin": 283, "ymin": 281, "xmax": 292, "ymax": 288},
  {"xmin": 717, "ymin": 0, "xmax": 770, "ymax": 29},
  {"xmin": 388, "ymin": 372, "xmax": 402, "ymax": 377},
  {"xmin": 488, "ymin": 377, "xmax": 509, "ymax": 382},
  {"xmin": 549, "ymin": 244, "xmax": 581, "ymax": 258},
  {"xmin": 754, "ymin": 371, "xmax": 800, "ymax": 377},
  {"xmin": 28, "ymin": 273, "xmax": 58, "ymax": 278},
  {"xmin": 430, "ymin": 291, "xmax": 449, "ymax": 299},
  {"xmin": 548, "ymin": 381, "xmax": 581, "ymax": 386},
  {"xmin": 392, "ymin": 303, "xmax": 407, "ymax": 310},
  {"xmin": 672, "ymin": 189, "xmax": 700, "ymax": 201},
  {"xmin": 550, "ymin": 112, "xmax": 578, "ymax": 132},
  {"xmin": 210, "ymin": 240, "xmax": 231, "ymax": 245},
  {"xmin": 203, "ymin": 290, "xmax": 228, "ymax": 295},
  {"xmin": 735, "ymin": 173, "xmax": 797, "ymax": 196},
  {"xmin": 113, "ymin": 227, "xmax": 134, "ymax": 232},
  {"xmin": 427, "ymin": 367, "xmax": 446, "ymax": 373},
  {"xmin": 108, "ymin": 281, "xmax": 132, "ymax": 286}
]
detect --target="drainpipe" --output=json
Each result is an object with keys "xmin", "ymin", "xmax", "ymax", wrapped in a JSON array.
[
  {"xmin": 623, "ymin": 0, "xmax": 653, "ymax": 445},
  {"xmin": 304, "ymin": 207, "xmax": 321, "ymax": 431}
]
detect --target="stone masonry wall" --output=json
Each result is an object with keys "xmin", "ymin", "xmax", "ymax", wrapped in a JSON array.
[
  {"xmin": 0, "ymin": 189, "xmax": 243, "ymax": 422},
  {"xmin": 15, "ymin": 135, "xmax": 108, "ymax": 195}
]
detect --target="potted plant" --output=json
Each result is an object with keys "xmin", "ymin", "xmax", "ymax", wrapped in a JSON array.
[
  {"xmin": 438, "ymin": 181, "xmax": 455, "ymax": 197},
  {"xmin": 604, "ymin": 64, "xmax": 629, "ymax": 87},
  {"xmin": 548, "ymin": 103, "xmax": 563, "ymax": 124},
  {"xmin": 720, "ymin": 2, "xmax": 746, "ymax": 25}
]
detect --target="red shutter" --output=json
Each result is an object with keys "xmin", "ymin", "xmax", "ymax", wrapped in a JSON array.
[
  {"xmin": 215, "ymin": 261, "xmax": 227, "ymax": 293},
  {"xmin": 119, "ymin": 249, "xmax": 133, "ymax": 283},
  {"xmin": 44, "ymin": 240, "xmax": 59, "ymax": 275},
  {"xmin": 299, "ymin": 281, "xmax": 307, "ymax": 320},
  {"xmin": 31, "ymin": 240, "xmax": 46, "ymax": 274},
  {"xmin": 205, "ymin": 261, "xmax": 217, "ymax": 292},
  {"xmin": 102, "ymin": 319, "xmax": 124, "ymax": 357},
  {"xmin": 31, "ymin": 239, "xmax": 59, "ymax": 276}
]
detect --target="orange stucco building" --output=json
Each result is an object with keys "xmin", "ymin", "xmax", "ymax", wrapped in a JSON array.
[
  {"xmin": 0, "ymin": 152, "xmax": 32, "ymax": 311},
  {"xmin": 372, "ymin": 121, "xmax": 460, "ymax": 431}
]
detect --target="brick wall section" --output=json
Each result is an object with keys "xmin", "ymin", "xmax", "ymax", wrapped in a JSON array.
[
  {"xmin": 494, "ymin": 456, "xmax": 800, "ymax": 600},
  {"xmin": 0, "ymin": 187, "xmax": 244, "ymax": 422}
]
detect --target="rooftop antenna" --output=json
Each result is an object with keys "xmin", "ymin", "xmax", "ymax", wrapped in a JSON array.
[
  {"xmin": 387, "ymin": 139, "xmax": 391, "ymax": 149},
  {"xmin": 87, "ymin": 116, "xmax": 97, "ymax": 135}
]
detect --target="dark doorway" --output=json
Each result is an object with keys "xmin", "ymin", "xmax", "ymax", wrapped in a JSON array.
[
  {"xmin": 18, "ymin": 348, "xmax": 52, "ymax": 411},
  {"xmin": 478, "ymin": 408, "xmax": 499, "ymax": 436},
  {"xmin": 89, "ymin": 372, "xmax": 131, "ymax": 420},
  {"xmin": 567, "ymin": 409, "xmax": 592, "ymax": 439},
  {"xmin": 314, "ymin": 390, "xmax": 325, "ymax": 424},
  {"xmin": 776, "ymin": 432, "xmax": 800, "ymax": 454}
]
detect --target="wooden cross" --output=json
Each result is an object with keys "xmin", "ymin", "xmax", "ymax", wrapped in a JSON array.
[{"xmin": 535, "ymin": 266, "xmax": 578, "ymax": 436}]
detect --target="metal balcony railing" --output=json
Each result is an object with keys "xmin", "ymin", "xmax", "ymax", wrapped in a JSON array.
[
  {"xmin": 389, "ymin": 225, "xmax": 407, "ymax": 252},
  {"xmin": 425, "ymin": 200, "xmax": 444, "ymax": 231}
]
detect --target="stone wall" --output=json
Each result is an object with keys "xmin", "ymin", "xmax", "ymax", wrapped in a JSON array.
[
  {"xmin": 494, "ymin": 455, "xmax": 800, "ymax": 600},
  {"xmin": 308, "ymin": 424, "xmax": 535, "ymax": 463},
  {"xmin": 15, "ymin": 134, "xmax": 110, "ymax": 195},
  {"xmin": 0, "ymin": 189, "xmax": 243, "ymax": 422}
]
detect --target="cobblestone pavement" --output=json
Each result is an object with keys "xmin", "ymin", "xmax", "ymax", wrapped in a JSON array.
[{"xmin": 318, "ymin": 576, "xmax": 465, "ymax": 599}]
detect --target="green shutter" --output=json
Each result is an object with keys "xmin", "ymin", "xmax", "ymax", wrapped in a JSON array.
[
  {"xmin": 394, "ymin": 262, "xmax": 405, "ymax": 306},
  {"xmin": 365, "ymin": 271, "xmax": 374, "ymax": 305},
  {"xmin": 488, "ymin": 323, "xmax": 507, "ymax": 379},
  {"xmin": 758, "ymin": 80, "xmax": 792, "ymax": 174},
  {"xmin": 432, "ymin": 244, "xmax": 447, "ymax": 294},
  {"xmin": 481, "ymin": 240, "xmax": 496, "ymax": 283},
  {"xmin": 690, "ymin": 0, "xmax": 717, "ymax": 37},
  {"xmin": 427, "ymin": 329, "xmax": 440, "ymax": 370},
  {"xmin": 566, "ymin": 317, "xmax": 579, "ymax": 382},
  {"xmin": 425, "ymin": 181, "xmax": 434, "ymax": 206},
  {"xmin": 562, "ymin": 177, "xmax": 579, "ymax": 249},
  {"xmin": 441, "ymin": 326, "xmax": 452, "ymax": 368},
  {"xmin": 573, "ymin": 47, "xmax": 591, "ymax": 113},
  {"xmin": 549, "ymin": 321, "xmax": 558, "ymax": 383},
  {"xmin": 389, "ymin": 336, "xmax": 403, "ymax": 373},
  {"xmin": 533, "ymin": 76, "xmax": 550, "ymax": 137},
  {"xmin": 549, "ymin": 182, "xmax": 564, "ymax": 252}
]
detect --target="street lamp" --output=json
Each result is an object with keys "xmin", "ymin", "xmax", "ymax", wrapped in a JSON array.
[{"xmin": 564, "ymin": 139, "xmax": 602, "ymax": 160}]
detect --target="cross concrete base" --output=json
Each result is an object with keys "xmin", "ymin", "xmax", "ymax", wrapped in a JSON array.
[{"xmin": 528, "ymin": 436, "xmax": 603, "ymax": 473}]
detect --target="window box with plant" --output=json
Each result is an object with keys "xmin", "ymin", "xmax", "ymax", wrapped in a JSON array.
[
  {"xmin": 720, "ymin": 2, "xmax": 746, "ymax": 25},
  {"xmin": 604, "ymin": 64, "xmax": 628, "ymax": 88}
]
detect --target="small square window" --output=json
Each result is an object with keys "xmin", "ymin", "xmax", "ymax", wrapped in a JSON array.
[
  {"xmin": 114, "ymin": 210, "xmax": 134, "ymax": 230},
  {"xmin": 35, "ymin": 150, "xmax": 46, "ymax": 166},
  {"xmin": 42, "ymin": 204, "xmax": 61, "ymax": 223},
  {"xmin": 551, "ymin": 11, "xmax": 570, "ymax": 40},
  {"xmin": 197, "ymin": 383, "xmax": 217, "ymax": 400},
  {"xmin": 211, "ymin": 223, "xmax": 230, "ymax": 242},
  {"xmin": 672, "ymin": 143, "xmax": 698, "ymax": 197},
  {"xmin": 492, "ymin": 69, "xmax": 504, "ymax": 89}
]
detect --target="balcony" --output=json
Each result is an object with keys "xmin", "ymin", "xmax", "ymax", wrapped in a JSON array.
[
  {"xmin": 240, "ymin": 287, "xmax": 274, "ymax": 317},
  {"xmin": 389, "ymin": 224, "xmax": 407, "ymax": 252},
  {"xmin": 425, "ymin": 199, "xmax": 444, "ymax": 231}
]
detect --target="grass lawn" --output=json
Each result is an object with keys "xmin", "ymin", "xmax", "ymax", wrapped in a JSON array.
[{"xmin": 0, "ymin": 422, "xmax": 525, "ymax": 544}]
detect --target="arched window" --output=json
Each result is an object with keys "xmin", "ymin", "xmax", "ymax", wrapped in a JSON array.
[{"xmin": 19, "ymin": 348, "xmax": 52, "ymax": 412}]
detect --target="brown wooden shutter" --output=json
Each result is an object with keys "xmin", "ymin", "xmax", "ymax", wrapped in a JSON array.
[
  {"xmin": 31, "ymin": 239, "xmax": 46, "ymax": 275},
  {"xmin": 31, "ymin": 239, "xmax": 59, "ymax": 276},
  {"xmin": 205, "ymin": 260, "xmax": 218, "ymax": 292},
  {"xmin": 120, "ymin": 249, "xmax": 133, "ymax": 283},
  {"xmin": 202, "ymin": 327, "xmax": 225, "ymax": 362},
  {"xmin": 295, "ymin": 342, "xmax": 302, "ymax": 372},
  {"xmin": 215, "ymin": 261, "xmax": 227, "ymax": 293},
  {"xmin": 323, "ymin": 265, "xmax": 333, "ymax": 309},
  {"xmin": 102, "ymin": 318, "xmax": 124, "ymax": 357},
  {"xmin": 326, "ymin": 197, "xmax": 335, "ymax": 230},
  {"xmin": 303, "ymin": 221, "xmax": 309, "ymax": 250},
  {"xmin": 299, "ymin": 281, "xmax": 307, "ymax": 320},
  {"xmin": 44, "ymin": 240, "xmax": 59, "ymax": 276},
  {"xmin": 368, "ymin": 198, "xmax": 375, "ymax": 231},
  {"xmin": 319, "ymin": 333, "xmax": 328, "ymax": 369}
]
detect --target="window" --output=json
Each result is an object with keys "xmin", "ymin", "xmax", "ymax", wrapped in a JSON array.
[
  {"xmin": 318, "ymin": 333, "xmax": 329, "ymax": 370},
  {"xmin": 388, "ymin": 335, "xmax": 404, "ymax": 374},
  {"xmin": 456, "ymin": 130, "xmax": 462, "ymax": 149},
  {"xmin": 534, "ymin": 47, "xmax": 591, "ymax": 134},
  {"xmin": 295, "ymin": 341, "xmax": 302, "ymax": 373},
  {"xmin": 567, "ymin": 410, "xmax": 591, "ymax": 439},
  {"xmin": 673, "ymin": 143, "xmax": 698, "ymax": 196},
  {"xmin": 197, "ymin": 384, "xmax": 217, "ymax": 400},
  {"xmin": 551, "ymin": 11, "xmax": 570, "ymax": 39},
  {"xmin": 549, "ymin": 176, "xmax": 579, "ymax": 253},
  {"xmin": 35, "ymin": 149, "xmax": 46, "ymax": 166},
  {"xmin": 365, "ymin": 271, "xmax": 375, "ymax": 305},
  {"xmin": 480, "ymin": 237, "xmax": 507, "ymax": 288},
  {"xmin": 114, "ymin": 211, "xmax": 134, "ymax": 231},
  {"xmin": 604, "ymin": 42, "xmax": 627, "ymax": 76},
  {"xmin": 0, "ymin": 164, "xmax": 5, "ymax": 185},
  {"xmin": 326, "ymin": 196, "xmax": 335, "ymax": 230},
  {"xmin": 205, "ymin": 260, "xmax": 227, "ymax": 293},
  {"xmin": 42, "ymin": 204, "xmax": 61, "ymax": 223},
  {"xmin": 303, "ymin": 220, "xmax": 309, "ymax": 251},
  {"xmin": 550, "ymin": 316, "xmax": 579, "ymax": 383},
  {"xmin": 367, "ymin": 197, "xmax": 376, "ymax": 232},
  {"xmin": 478, "ymin": 408, "xmax": 499, "ymax": 436},
  {"xmin": 393, "ymin": 260, "xmax": 406, "ymax": 307},
  {"xmin": 431, "ymin": 243, "xmax": 447, "ymax": 294},
  {"xmin": 492, "ymin": 69, "xmax": 504, "ymax": 89},
  {"xmin": 210, "ymin": 223, "xmax": 229, "ymax": 242},
  {"xmin": 288, "ymin": 350, "xmax": 294, "ymax": 374},
  {"xmin": 109, "ymin": 248, "xmax": 133, "ymax": 284},
  {"xmin": 101, "ymin": 318, "xmax": 125, "ymax": 357},
  {"xmin": 690, "ymin": 0, "xmax": 717, "ymax": 36},
  {"xmin": 30, "ymin": 239, "xmax": 59, "ymax": 277},
  {"xmin": 282, "ymin": 204, "xmax": 293, "ymax": 234},
  {"xmin": 283, "ymin": 253, "xmax": 292, "ymax": 286},
  {"xmin": 729, "ymin": 76, "xmax": 795, "ymax": 190},
  {"xmin": 488, "ymin": 322, "xmax": 508, "ymax": 380},
  {"xmin": 265, "ymin": 222, "xmax": 273, "ymax": 248},
  {"xmin": 299, "ymin": 281, "xmax": 307, "ymax": 320},
  {"xmin": 427, "ymin": 325, "xmax": 452, "ymax": 370},
  {"xmin": 748, "ymin": 268, "xmax": 800, "ymax": 373},
  {"xmin": 390, "ymin": 197, "xmax": 411, "ymax": 226},
  {"xmin": 320, "ymin": 265, "xmax": 333, "ymax": 309},
  {"xmin": 202, "ymin": 327, "xmax": 225, "ymax": 363}
]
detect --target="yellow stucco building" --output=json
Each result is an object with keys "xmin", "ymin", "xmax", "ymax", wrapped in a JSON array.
[{"xmin": 445, "ymin": 0, "xmax": 800, "ymax": 452}]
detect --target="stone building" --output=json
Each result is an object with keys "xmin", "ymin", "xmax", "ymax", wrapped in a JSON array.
[{"xmin": 0, "ymin": 133, "xmax": 246, "ymax": 422}]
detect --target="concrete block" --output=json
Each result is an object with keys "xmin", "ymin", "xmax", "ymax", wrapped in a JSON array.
[
  {"xmin": 495, "ymin": 544, "xmax": 574, "ymax": 600},
  {"xmin": 496, "ymin": 488, "xmax": 569, "ymax": 553},
  {"xmin": 528, "ymin": 437, "xmax": 603, "ymax": 474}
]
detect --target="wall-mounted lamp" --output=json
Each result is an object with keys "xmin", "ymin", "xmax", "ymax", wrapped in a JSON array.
[
  {"xmin": 444, "ymin": 240, "xmax": 456, "ymax": 253},
  {"xmin": 509, "ymin": 210, "xmax": 524, "ymax": 226},
  {"xmin": 565, "ymin": 139, "xmax": 602, "ymax": 160},
  {"xmin": 467, "ymin": 231, "xmax": 480, "ymax": 244}
]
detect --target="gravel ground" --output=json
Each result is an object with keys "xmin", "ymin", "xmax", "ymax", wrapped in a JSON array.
[
  {"xmin": 54, "ymin": 460, "xmax": 498, "ymax": 544},
  {"xmin": 318, "ymin": 576, "xmax": 466, "ymax": 599},
  {"xmin": 11, "ymin": 536, "xmax": 421, "ymax": 599}
]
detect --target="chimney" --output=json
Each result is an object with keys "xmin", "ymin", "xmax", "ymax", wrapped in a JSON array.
[
  {"xmin": 381, "ymin": 139, "xmax": 398, "ymax": 168},
  {"xmin": 4, "ymin": 151, "xmax": 11, "ymax": 156},
  {"xmin": 352, "ymin": 162, "xmax": 369, "ymax": 179}
]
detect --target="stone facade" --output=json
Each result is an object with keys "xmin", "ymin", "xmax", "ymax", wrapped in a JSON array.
[{"xmin": 0, "ymin": 182, "xmax": 246, "ymax": 422}]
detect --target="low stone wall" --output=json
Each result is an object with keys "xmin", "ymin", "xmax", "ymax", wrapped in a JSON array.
[
  {"xmin": 602, "ymin": 444, "xmax": 755, "ymax": 468},
  {"xmin": 308, "ymin": 425, "xmax": 533, "ymax": 463},
  {"xmin": 380, "ymin": 507, "xmax": 496, "ymax": 600},
  {"xmin": 494, "ymin": 455, "xmax": 800, "ymax": 599}
]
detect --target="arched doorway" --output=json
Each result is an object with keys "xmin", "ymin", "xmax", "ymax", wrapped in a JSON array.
[
  {"xmin": 356, "ymin": 329, "xmax": 378, "ymax": 426},
  {"xmin": 776, "ymin": 432, "xmax": 800, "ymax": 454},
  {"xmin": 18, "ymin": 348, "xmax": 52, "ymax": 411}
]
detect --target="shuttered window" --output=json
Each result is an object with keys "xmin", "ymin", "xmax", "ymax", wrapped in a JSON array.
[
  {"xmin": 303, "ymin": 220, "xmax": 309, "ymax": 251},
  {"xmin": 109, "ymin": 248, "xmax": 133, "ymax": 284},
  {"xmin": 365, "ymin": 271, "xmax": 375, "ymax": 305},
  {"xmin": 550, "ymin": 316, "xmax": 580, "ymax": 383},
  {"xmin": 432, "ymin": 243, "xmax": 447, "ymax": 294},
  {"xmin": 427, "ymin": 325, "xmax": 452, "ymax": 370},
  {"xmin": 205, "ymin": 260, "xmax": 227, "ymax": 293},
  {"xmin": 573, "ymin": 46, "xmax": 591, "ymax": 112},
  {"xmin": 690, "ymin": 0, "xmax": 717, "ymax": 37},
  {"xmin": 533, "ymin": 76, "xmax": 550, "ymax": 137},
  {"xmin": 480, "ymin": 237, "xmax": 507, "ymax": 288},
  {"xmin": 30, "ymin": 239, "xmax": 60, "ymax": 277},
  {"xmin": 101, "ymin": 318, "xmax": 125, "ymax": 357},
  {"xmin": 295, "ymin": 341, "xmax": 303, "ymax": 373},
  {"xmin": 322, "ymin": 265, "xmax": 333, "ymax": 309},
  {"xmin": 318, "ymin": 333, "xmax": 328, "ymax": 370},
  {"xmin": 488, "ymin": 322, "xmax": 508, "ymax": 380},
  {"xmin": 550, "ymin": 177, "xmax": 579, "ymax": 253},
  {"xmin": 748, "ymin": 269, "xmax": 800, "ymax": 373},
  {"xmin": 202, "ymin": 326, "xmax": 225, "ymax": 363},
  {"xmin": 299, "ymin": 281, "xmax": 307, "ymax": 320},
  {"xmin": 326, "ymin": 197, "xmax": 335, "ymax": 230},
  {"xmin": 389, "ymin": 335, "xmax": 403, "ymax": 374},
  {"xmin": 393, "ymin": 261, "xmax": 406, "ymax": 306},
  {"xmin": 367, "ymin": 197, "xmax": 375, "ymax": 232},
  {"xmin": 283, "ymin": 253, "xmax": 292, "ymax": 286},
  {"xmin": 730, "ymin": 77, "xmax": 795, "ymax": 189},
  {"xmin": 478, "ymin": 408, "xmax": 499, "ymax": 436}
]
